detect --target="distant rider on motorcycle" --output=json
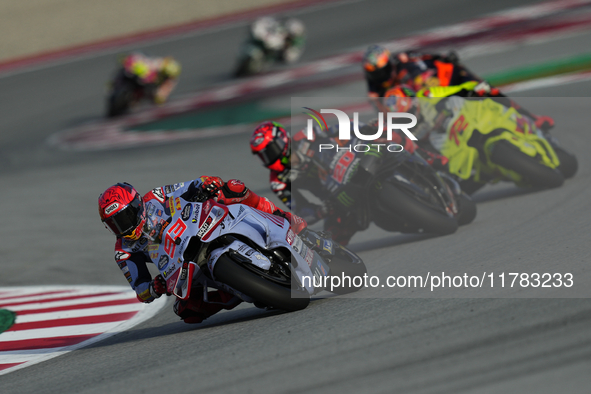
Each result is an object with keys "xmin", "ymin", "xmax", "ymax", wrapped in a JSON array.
[
  {"xmin": 362, "ymin": 44, "xmax": 555, "ymax": 133},
  {"xmin": 382, "ymin": 83, "xmax": 568, "ymax": 193},
  {"xmin": 248, "ymin": 16, "xmax": 306, "ymax": 64},
  {"xmin": 120, "ymin": 53, "xmax": 181, "ymax": 104},
  {"xmin": 98, "ymin": 177, "xmax": 306, "ymax": 324}
]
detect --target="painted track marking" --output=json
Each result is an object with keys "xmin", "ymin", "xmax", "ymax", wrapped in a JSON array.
[{"xmin": 0, "ymin": 286, "xmax": 166, "ymax": 376}]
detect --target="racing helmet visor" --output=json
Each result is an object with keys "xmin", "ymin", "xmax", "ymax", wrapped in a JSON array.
[
  {"xmin": 102, "ymin": 195, "xmax": 144, "ymax": 237},
  {"xmin": 366, "ymin": 62, "xmax": 392, "ymax": 83},
  {"xmin": 257, "ymin": 138, "xmax": 286, "ymax": 167}
]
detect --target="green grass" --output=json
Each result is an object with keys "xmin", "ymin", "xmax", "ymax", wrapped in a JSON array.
[
  {"xmin": 485, "ymin": 53, "xmax": 591, "ymax": 86},
  {"xmin": 0, "ymin": 309, "xmax": 16, "ymax": 333}
]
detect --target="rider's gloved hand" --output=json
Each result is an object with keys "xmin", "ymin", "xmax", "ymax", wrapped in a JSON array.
[
  {"xmin": 149, "ymin": 275, "xmax": 168, "ymax": 299},
  {"xmin": 201, "ymin": 176, "xmax": 224, "ymax": 198},
  {"xmin": 417, "ymin": 147, "xmax": 449, "ymax": 172},
  {"xmin": 473, "ymin": 81, "xmax": 491, "ymax": 96},
  {"xmin": 534, "ymin": 115, "xmax": 555, "ymax": 132},
  {"xmin": 274, "ymin": 210, "xmax": 307, "ymax": 234}
]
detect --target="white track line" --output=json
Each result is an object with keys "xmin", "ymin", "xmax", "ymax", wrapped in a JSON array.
[
  {"xmin": 503, "ymin": 71, "xmax": 591, "ymax": 92},
  {"xmin": 0, "ymin": 289, "xmax": 119, "ymax": 305},
  {"xmin": 13, "ymin": 304, "xmax": 145, "ymax": 324},
  {"xmin": 0, "ymin": 322, "xmax": 124, "ymax": 342},
  {"xmin": 4, "ymin": 293, "xmax": 137, "ymax": 311}
]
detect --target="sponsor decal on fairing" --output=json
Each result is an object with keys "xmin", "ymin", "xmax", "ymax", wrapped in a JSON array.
[
  {"xmin": 157, "ymin": 255, "xmax": 169, "ymax": 270},
  {"xmin": 181, "ymin": 203, "xmax": 192, "ymax": 221},
  {"xmin": 286, "ymin": 228, "xmax": 295, "ymax": 245},
  {"xmin": 197, "ymin": 216, "xmax": 213, "ymax": 238},
  {"xmin": 191, "ymin": 204, "xmax": 201, "ymax": 223}
]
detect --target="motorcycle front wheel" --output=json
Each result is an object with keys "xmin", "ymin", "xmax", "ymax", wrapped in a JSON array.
[
  {"xmin": 553, "ymin": 146, "xmax": 578, "ymax": 179},
  {"xmin": 489, "ymin": 140, "xmax": 564, "ymax": 189},
  {"xmin": 213, "ymin": 254, "xmax": 310, "ymax": 312},
  {"xmin": 374, "ymin": 182, "xmax": 459, "ymax": 236},
  {"xmin": 106, "ymin": 81, "xmax": 135, "ymax": 117}
]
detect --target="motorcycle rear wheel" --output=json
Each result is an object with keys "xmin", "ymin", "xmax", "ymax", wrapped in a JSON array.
[
  {"xmin": 213, "ymin": 254, "xmax": 310, "ymax": 312},
  {"xmin": 106, "ymin": 83, "xmax": 134, "ymax": 117},
  {"xmin": 490, "ymin": 140, "xmax": 564, "ymax": 189}
]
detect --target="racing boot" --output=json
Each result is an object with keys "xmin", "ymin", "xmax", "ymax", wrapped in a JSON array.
[
  {"xmin": 174, "ymin": 290, "xmax": 241, "ymax": 324},
  {"xmin": 323, "ymin": 214, "xmax": 359, "ymax": 246}
]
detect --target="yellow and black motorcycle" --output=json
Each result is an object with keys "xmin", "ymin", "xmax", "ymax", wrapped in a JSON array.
[{"xmin": 413, "ymin": 82, "xmax": 577, "ymax": 194}]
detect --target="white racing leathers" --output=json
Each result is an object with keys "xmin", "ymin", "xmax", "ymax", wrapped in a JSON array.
[
  {"xmin": 113, "ymin": 178, "xmax": 316, "ymax": 304},
  {"xmin": 114, "ymin": 180, "xmax": 198, "ymax": 302}
]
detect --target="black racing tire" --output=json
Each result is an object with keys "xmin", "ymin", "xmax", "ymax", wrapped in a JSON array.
[
  {"xmin": 489, "ymin": 140, "xmax": 564, "ymax": 189},
  {"xmin": 456, "ymin": 192, "xmax": 477, "ymax": 226},
  {"xmin": 458, "ymin": 179, "xmax": 487, "ymax": 196},
  {"xmin": 107, "ymin": 86, "xmax": 133, "ymax": 117},
  {"xmin": 326, "ymin": 246, "xmax": 367, "ymax": 295},
  {"xmin": 234, "ymin": 58, "xmax": 251, "ymax": 78},
  {"xmin": 377, "ymin": 182, "xmax": 458, "ymax": 236},
  {"xmin": 213, "ymin": 254, "xmax": 310, "ymax": 312},
  {"xmin": 553, "ymin": 146, "xmax": 578, "ymax": 179}
]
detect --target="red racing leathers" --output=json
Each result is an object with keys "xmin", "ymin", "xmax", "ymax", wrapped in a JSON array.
[{"xmin": 113, "ymin": 176, "xmax": 306, "ymax": 323}]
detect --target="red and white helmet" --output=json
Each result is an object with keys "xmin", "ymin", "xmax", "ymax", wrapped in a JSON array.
[
  {"xmin": 250, "ymin": 121, "xmax": 290, "ymax": 172},
  {"xmin": 98, "ymin": 182, "xmax": 146, "ymax": 240}
]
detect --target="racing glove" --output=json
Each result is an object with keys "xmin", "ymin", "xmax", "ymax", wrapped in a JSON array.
[
  {"xmin": 200, "ymin": 176, "xmax": 224, "ymax": 198},
  {"xmin": 150, "ymin": 275, "xmax": 168, "ymax": 298},
  {"xmin": 534, "ymin": 115, "xmax": 555, "ymax": 132},
  {"xmin": 274, "ymin": 210, "xmax": 307, "ymax": 234}
]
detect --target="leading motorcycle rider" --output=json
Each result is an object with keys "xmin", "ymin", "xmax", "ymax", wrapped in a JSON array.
[
  {"xmin": 98, "ymin": 177, "xmax": 306, "ymax": 324},
  {"xmin": 362, "ymin": 44, "xmax": 555, "ymax": 133}
]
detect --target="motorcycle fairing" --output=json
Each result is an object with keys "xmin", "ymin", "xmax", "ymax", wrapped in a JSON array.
[
  {"xmin": 207, "ymin": 239, "xmax": 272, "ymax": 275},
  {"xmin": 434, "ymin": 98, "xmax": 560, "ymax": 181},
  {"xmin": 199, "ymin": 203, "xmax": 318, "ymax": 295},
  {"xmin": 288, "ymin": 233, "xmax": 330, "ymax": 294},
  {"xmin": 173, "ymin": 260, "xmax": 197, "ymax": 300},
  {"xmin": 153, "ymin": 196, "xmax": 323, "ymax": 301}
]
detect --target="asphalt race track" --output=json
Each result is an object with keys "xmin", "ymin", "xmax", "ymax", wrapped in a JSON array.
[{"xmin": 2, "ymin": 0, "xmax": 591, "ymax": 393}]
